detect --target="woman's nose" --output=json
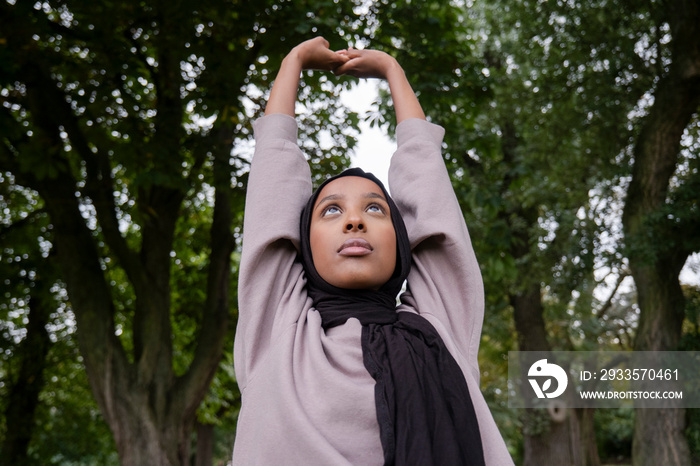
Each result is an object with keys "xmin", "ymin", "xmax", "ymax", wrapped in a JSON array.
[{"xmin": 345, "ymin": 212, "xmax": 365, "ymax": 231}]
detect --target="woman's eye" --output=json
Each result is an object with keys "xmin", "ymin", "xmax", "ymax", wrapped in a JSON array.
[
  {"xmin": 367, "ymin": 204, "xmax": 384, "ymax": 214},
  {"xmin": 322, "ymin": 206, "xmax": 341, "ymax": 216}
]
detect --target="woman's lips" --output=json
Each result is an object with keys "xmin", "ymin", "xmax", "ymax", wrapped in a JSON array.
[{"xmin": 338, "ymin": 238, "xmax": 373, "ymax": 256}]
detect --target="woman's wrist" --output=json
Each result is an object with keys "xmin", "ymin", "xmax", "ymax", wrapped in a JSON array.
[
  {"xmin": 265, "ymin": 53, "xmax": 303, "ymax": 116},
  {"xmin": 282, "ymin": 49, "xmax": 304, "ymax": 73},
  {"xmin": 383, "ymin": 58, "xmax": 405, "ymax": 82}
]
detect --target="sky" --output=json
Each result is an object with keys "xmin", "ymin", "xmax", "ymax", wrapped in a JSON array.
[{"xmin": 342, "ymin": 79, "xmax": 393, "ymax": 188}]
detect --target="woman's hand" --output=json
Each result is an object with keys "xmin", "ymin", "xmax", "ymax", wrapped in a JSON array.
[
  {"xmin": 265, "ymin": 37, "xmax": 347, "ymax": 116},
  {"xmin": 288, "ymin": 37, "xmax": 348, "ymax": 72},
  {"xmin": 335, "ymin": 47, "xmax": 424, "ymax": 122},
  {"xmin": 333, "ymin": 48, "xmax": 399, "ymax": 80},
  {"xmin": 265, "ymin": 38, "xmax": 424, "ymax": 122}
]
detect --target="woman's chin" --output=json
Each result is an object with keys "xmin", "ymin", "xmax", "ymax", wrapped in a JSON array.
[{"xmin": 323, "ymin": 270, "xmax": 388, "ymax": 291}]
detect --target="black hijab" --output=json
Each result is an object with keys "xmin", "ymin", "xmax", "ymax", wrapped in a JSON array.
[{"xmin": 300, "ymin": 168, "xmax": 485, "ymax": 466}]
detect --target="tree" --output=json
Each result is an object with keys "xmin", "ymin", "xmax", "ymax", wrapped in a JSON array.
[
  {"xmin": 445, "ymin": 1, "xmax": 653, "ymax": 463},
  {"xmin": 0, "ymin": 1, "xmax": 363, "ymax": 463},
  {"xmin": 460, "ymin": 0, "xmax": 699, "ymax": 463},
  {"xmin": 359, "ymin": 1, "xmax": 622, "ymax": 461},
  {"xmin": 621, "ymin": 1, "xmax": 700, "ymax": 464},
  {"xmin": 0, "ymin": 196, "xmax": 56, "ymax": 465},
  {"xmin": 366, "ymin": 0, "xmax": 696, "ymax": 464},
  {"xmin": 0, "ymin": 180, "xmax": 117, "ymax": 465},
  {"xmin": 2, "ymin": 0, "xmax": 482, "ymax": 462}
]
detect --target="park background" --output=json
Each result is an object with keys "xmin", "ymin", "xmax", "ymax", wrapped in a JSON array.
[{"xmin": 1, "ymin": 0, "xmax": 699, "ymax": 465}]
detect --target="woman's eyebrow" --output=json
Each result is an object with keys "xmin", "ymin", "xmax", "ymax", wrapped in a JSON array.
[
  {"xmin": 315, "ymin": 193, "xmax": 344, "ymax": 211},
  {"xmin": 364, "ymin": 192, "xmax": 387, "ymax": 202},
  {"xmin": 315, "ymin": 192, "xmax": 387, "ymax": 211}
]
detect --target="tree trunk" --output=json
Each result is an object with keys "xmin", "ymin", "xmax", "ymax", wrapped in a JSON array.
[
  {"xmin": 195, "ymin": 421, "xmax": 215, "ymax": 466},
  {"xmin": 106, "ymin": 390, "xmax": 195, "ymax": 466},
  {"xmin": 513, "ymin": 283, "xmax": 583, "ymax": 466},
  {"xmin": 0, "ymin": 278, "xmax": 52, "ymax": 466},
  {"xmin": 522, "ymin": 413, "xmax": 581, "ymax": 466},
  {"xmin": 499, "ymin": 100, "xmax": 589, "ymax": 463},
  {"xmin": 578, "ymin": 408, "xmax": 600, "ymax": 466},
  {"xmin": 621, "ymin": 1, "xmax": 700, "ymax": 465},
  {"xmin": 628, "ymin": 262, "xmax": 690, "ymax": 466},
  {"xmin": 633, "ymin": 408, "xmax": 689, "ymax": 466}
]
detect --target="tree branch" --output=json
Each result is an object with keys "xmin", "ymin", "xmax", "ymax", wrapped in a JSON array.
[
  {"xmin": 173, "ymin": 36, "xmax": 266, "ymax": 409},
  {"xmin": 175, "ymin": 123, "xmax": 236, "ymax": 414},
  {"xmin": 131, "ymin": 6, "xmax": 189, "ymax": 392},
  {"xmin": 595, "ymin": 269, "xmax": 630, "ymax": 321}
]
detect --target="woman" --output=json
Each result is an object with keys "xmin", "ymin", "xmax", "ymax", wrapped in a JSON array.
[{"xmin": 232, "ymin": 37, "xmax": 513, "ymax": 465}]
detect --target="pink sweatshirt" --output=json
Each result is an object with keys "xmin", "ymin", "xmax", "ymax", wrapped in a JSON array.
[{"xmin": 233, "ymin": 113, "xmax": 513, "ymax": 465}]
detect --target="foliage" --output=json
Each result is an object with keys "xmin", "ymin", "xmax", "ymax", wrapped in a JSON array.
[
  {"xmin": 0, "ymin": 0, "xmax": 476, "ymax": 462},
  {"xmin": 0, "ymin": 0, "xmax": 368, "ymax": 462},
  {"xmin": 595, "ymin": 408, "xmax": 634, "ymax": 463},
  {"xmin": 681, "ymin": 286, "xmax": 700, "ymax": 464},
  {"xmin": 362, "ymin": 0, "xmax": 696, "ymax": 461},
  {"xmin": 1, "ymin": 0, "xmax": 698, "ymax": 462},
  {"xmin": 0, "ymin": 171, "xmax": 114, "ymax": 463},
  {"xmin": 29, "ymin": 337, "xmax": 119, "ymax": 465}
]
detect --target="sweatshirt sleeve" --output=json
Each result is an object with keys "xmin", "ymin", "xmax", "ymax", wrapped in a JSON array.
[
  {"xmin": 234, "ymin": 113, "xmax": 312, "ymax": 390},
  {"xmin": 388, "ymin": 118, "xmax": 484, "ymax": 374}
]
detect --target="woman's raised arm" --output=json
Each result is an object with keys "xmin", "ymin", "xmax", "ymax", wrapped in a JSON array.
[{"xmin": 265, "ymin": 37, "xmax": 348, "ymax": 116}]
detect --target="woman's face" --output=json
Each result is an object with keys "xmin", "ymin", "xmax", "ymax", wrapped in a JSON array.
[{"xmin": 309, "ymin": 176, "xmax": 397, "ymax": 290}]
